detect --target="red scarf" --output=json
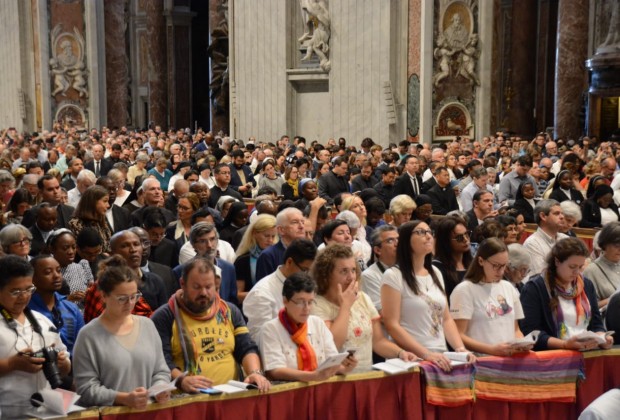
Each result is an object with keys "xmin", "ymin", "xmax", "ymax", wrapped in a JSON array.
[{"xmin": 278, "ymin": 308, "xmax": 317, "ymax": 371}]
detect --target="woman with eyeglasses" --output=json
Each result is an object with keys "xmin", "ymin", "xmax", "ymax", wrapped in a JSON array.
[
  {"xmin": 165, "ymin": 192, "xmax": 200, "ymax": 249},
  {"xmin": 432, "ymin": 216, "xmax": 473, "ymax": 300},
  {"xmin": 0, "ymin": 223, "xmax": 33, "ymax": 260},
  {"xmin": 311, "ymin": 245, "xmax": 416, "ymax": 372},
  {"xmin": 73, "ymin": 255, "xmax": 171, "ymax": 409},
  {"xmin": 0, "ymin": 256, "xmax": 71, "ymax": 418},
  {"xmin": 260, "ymin": 272, "xmax": 357, "ymax": 382},
  {"xmin": 450, "ymin": 238, "xmax": 529, "ymax": 356},
  {"xmin": 281, "ymin": 165, "xmax": 301, "ymax": 201},
  {"xmin": 382, "ymin": 221, "xmax": 474, "ymax": 372},
  {"xmin": 520, "ymin": 237, "xmax": 612, "ymax": 351}
]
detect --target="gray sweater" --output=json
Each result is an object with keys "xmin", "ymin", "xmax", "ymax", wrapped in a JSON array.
[{"xmin": 73, "ymin": 315, "xmax": 170, "ymax": 407}]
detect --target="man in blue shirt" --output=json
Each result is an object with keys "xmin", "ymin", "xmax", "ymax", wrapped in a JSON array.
[{"xmin": 28, "ymin": 255, "xmax": 84, "ymax": 353}]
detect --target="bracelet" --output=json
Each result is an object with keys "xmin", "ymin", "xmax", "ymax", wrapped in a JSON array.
[
  {"xmin": 397, "ymin": 349, "xmax": 404, "ymax": 359},
  {"xmin": 249, "ymin": 369, "xmax": 265, "ymax": 377}
]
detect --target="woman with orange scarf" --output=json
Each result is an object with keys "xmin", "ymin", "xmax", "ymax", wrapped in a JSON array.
[
  {"xmin": 259, "ymin": 272, "xmax": 358, "ymax": 382},
  {"xmin": 520, "ymin": 237, "xmax": 613, "ymax": 351}
]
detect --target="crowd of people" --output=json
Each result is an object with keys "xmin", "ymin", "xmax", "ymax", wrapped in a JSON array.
[{"xmin": 0, "ymin": 125, "xmax": 619, "ymax": 417}]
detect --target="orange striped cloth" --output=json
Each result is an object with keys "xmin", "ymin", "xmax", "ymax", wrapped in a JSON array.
[
  {"xmin": 474, "ymin": 350, "xmax": 584, "ymax": 403},
  {"xmin": 420, "ymin": 362, "xmax": 475, "ymax": 406}
]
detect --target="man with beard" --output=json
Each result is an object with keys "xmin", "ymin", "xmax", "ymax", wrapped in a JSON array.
[
  {"xmin": 28, "ymin": 255, "xmax": 84, "ymax": 354},
  {"xmin": 351, "ymin": 162, "xmax": 376, "ymax": 193},
  {"xmin": 151, "ymin": 257, "xmax": 270, "ymax": 393},
  {"xmin": 229, "ymin": 149, "xmax": 255, "ymax": 198}
]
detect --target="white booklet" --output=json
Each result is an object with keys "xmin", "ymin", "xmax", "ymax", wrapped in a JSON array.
[
  {"xmin": 574, "ymin": 331, "xmax": 614, "ymax": 345},
  {"xmin": 372, "ymin": 358, "xmax": 420, "ymax": 374},
  {"xmin": 148, "ymin": 376, "xmax": 181, "ymax": 398},
  {"xmin": 316, "ymin": 352, "xmax": 350, "ymax": 371},
  {"xmin": 212, "ymin": 380, "xmax": 259, "ymax": 394},
  {"xmin": 507, "ymin": 330, "xmax": 540, "ymax": 350},
  {"xmin": 27, "ymin": 389, "xmax": 84, "ymax": 419},
  {"xmin": 443, "ymin": 352, "xmax": 471, "ymax": 366}
]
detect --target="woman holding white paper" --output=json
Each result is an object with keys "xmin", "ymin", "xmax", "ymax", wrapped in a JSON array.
[
  {"xmin": 450, "ymin": 238, "xmax": 528, "ymax": 356},
  {"xmin": 73, "ymin": 256, "xmax": 171, "ymax": 409},
  {"xmin": 311, "ymin": 245, "xmax": 417, "ymax": 372},
  {"xmin": 382, "ymin": 221, "xmax": 474, "ymax": 372},
  {"xmin": 260, "ymin": 272, "xmax": 356, "ymax": 382},
  {"xmin": 520, "ymin": 237, "xmax": 613, "ymax": 351}
]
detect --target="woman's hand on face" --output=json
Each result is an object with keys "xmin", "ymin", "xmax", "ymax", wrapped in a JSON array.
[{"xmin": 338, "ymin": 281, "xmax": 358, "ymax": 309}]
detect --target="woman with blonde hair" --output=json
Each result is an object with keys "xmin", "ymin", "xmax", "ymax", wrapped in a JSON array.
[
  {"xmin": 340, "ymin": 195, "xmax": 372, "ymax": 260},
  {"xmin": 389, "ymin": 194, "xmax": 416, "ymax": 227},
  {"xmin": 234, "ymin": 214, "xmax": 278, "ymax": 302}
]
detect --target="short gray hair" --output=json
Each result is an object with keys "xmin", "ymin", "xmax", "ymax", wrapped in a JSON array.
[
  {"xmin": 336, "ymin": 210, "xmax": 361, "ymax": 229},
  {"xmin": 0, "ymin": 170, "xmax": 15, "ymax": 186},
  {"xmin": 534, "ymin": 199, "xmax": 560, "ymax": 225},
  {"xmin": 77, "ymin": 169, "xmax": 96, "ymax": 183},
  {"xmin": 369, "ymin": 225, "xmax": 397, "ymax": 248},
  {"xmin": 189, "ymin": 222, "xmax": 218, "ymax": 244},
  {"xmin": 275, "ymin": 207, "xmax": 303, "ymax": 228},
  {"xmin": 0, "ymin": 224, "xmax": 32, "ymax": 253},
  {"xmin": 560, "ymin": 200, "xmax": 582, "ymax": 223},
  {"xmin": 507, "ymin": 243, "xmax": 531, "ymax": 268}
]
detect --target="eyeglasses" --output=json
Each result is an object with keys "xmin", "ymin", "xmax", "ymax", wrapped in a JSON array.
[
  {"xmin": 12, "ymin": 238, "xmax": 31, "ymax": 246},
  {"xmin": 485, "ymin": 259, "xmax": 508, "ymax": 271},
  {"xmin": 141, "ymin": 240, "xmax": 151, "ymax": 248},
  {"xmin": 178, "ymin": 205, "xmax": 192, "ymax": 211},
  {"xmin": 292, "ymin": 259, "xmax": 311, "ymax": 273},
  {"xmin": 289, "ymin": 298, "xmax": 316, "ymax": 308},
  {"xmin": 112, "ymin": 292, "xmax": 143, "ymax": 305},
  {"xmin": 452, "ymin": 232, "xmax": 471, "ymax": 243},
  {"xmin": 380, "ymin": 237, "xmax": 398, "ymax": 246},
  {"xmin": 8, "ymin": 285, "xmax": 36, "ymax": 298},
  {"xmin": 412, "ymin": 229, "xmax": 434, "ymax": 237}
]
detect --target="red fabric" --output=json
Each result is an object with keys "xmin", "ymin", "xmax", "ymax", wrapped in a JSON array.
[{"xmin": 83, "ymin": 281, "xmax": 152, "ymax": 323}]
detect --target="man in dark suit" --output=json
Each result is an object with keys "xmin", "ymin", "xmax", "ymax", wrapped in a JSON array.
[
  {"xmin": 22, "ymin": 175, "xmax": 74, "ymax": 229},
  {"xmin": 427, "ymin": 167, "xmax": 459, "ymax": 215},
  {"xmin": 351, "ymin": 162, "xmax": 377, "ymax": 193},
  {"xmin": 420, "ymin": 161, "xmax": 441, "ymax": 194},
  {"xmin": 130, "ymin": 227, "xmax": 178, "ymax": 297},
  {"xmin": 60, "ymin": 157, "xmax": 84, "ymax": 190},
  {"xmin": 85, "ymin": 144, "xmax": 113, "ymax": 177},
  {"xmin": 28, "ymin": 203, "xmax": 57, "ymax": 257},
  {"xmin": 208, "ymin": 163, "xmax": 243, "ymax": 208},
  {"xmin": 131, "ymin": 178, "xmax": 176, "ymax": 226},
  {"xmin": 318, "ymin": 157, "xmax": 350, "ymax": 205},
  {"xmin": 96, "ymin": 176, "xmax": 132, "ymax": 233},
  {"xmin": 465, "ymin": 190, "xmax": 497, "ymax": 232},
  {"xmin": 229, "ymin": 149, "xmax": 256, "ymax": 198},
  {"xmin": 103, "ymin": 143, "xmax": 123, "ymax": 169},
  {"xmin": 393, "ymin": 155, "xmax": 422, "ymax": 198},
  {"xmin": 374, "ymin": 167, "xmax": 397, "ymax": 208}
]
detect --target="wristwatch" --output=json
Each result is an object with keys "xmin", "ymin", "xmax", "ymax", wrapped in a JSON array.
[{"xmin": 249, "ymin": 369, "xmax": 265, "ymax": 377}]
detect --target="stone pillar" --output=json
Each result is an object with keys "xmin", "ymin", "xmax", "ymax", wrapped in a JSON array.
[
  {"xmin": 209, "ymin": 0, "xmax": 229, "ymax": 134},
  {"xmin": 407, "ymin": 0, "xmax": 421, "ymax": 142},
  {"xmin": 104, "ymin": 0, "xmax": 128, "ymax": 128},
  {"xmin": 145, "ymin": 0, "xmax": 167, "ymax": 128},
  {"xmin": 554, "ymin": 0, "xmax": 589, "ymax": 140},
  {"xmin": 509, "ymin": 0, "xmax": 537, "ymax": 135}
]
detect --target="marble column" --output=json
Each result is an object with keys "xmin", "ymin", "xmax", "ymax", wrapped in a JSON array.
[
  {"xmin": 104, "ymin": 0, "xmax": 128, "ymax": 128},
  {"xmin": 509, "ymin": 0, "xmax": 537, "ymax": 135},
  {"xmin": 146, "ymin": 0, "xmax": 167, "ymax": 128},
  {"xmin": 407, "ymin": 0, "xmax": 421, "ymax": 142},
  {"xmin": 554, "ymin": 0, "xmax": 589, "ymax": 140},
  {"xmin": 209, "ymin": 0, "xmax": 229, "ymax": 134}
]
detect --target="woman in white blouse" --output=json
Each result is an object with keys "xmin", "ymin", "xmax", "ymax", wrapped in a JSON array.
[
  {"xmin": 260, "ymin": 272, "xmax": 357, "ymax": 382},
  {"xmin": 382, "ymin": 221, "xmax": 474, "ymax": 372},
  {"xmin": 450, "ymin": 238, "xmax": 529, "ymax": 356}
]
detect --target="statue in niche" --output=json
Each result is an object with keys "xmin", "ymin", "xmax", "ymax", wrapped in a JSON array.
[
  {"xmin": 49, "ymin": 25, "xmax": 88, "ymax": 99},
  {"xmin": 299, "ymin": 0, "xmax": 331, "ymax": 72},
  {"xmin": 458, "ymin": 34, "xmax": 480, "ymax": 86},
  {"xmin": 434, "ymin": 9, "xmax": 479, "ymax": 87},
  {"xmin": 597, "ymin": 0, "xmax": 620, "ymax": 53}
]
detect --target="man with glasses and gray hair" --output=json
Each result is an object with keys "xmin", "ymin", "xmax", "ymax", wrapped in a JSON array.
[
  {"xmin": 361, "ymin": 225, "xmax": 399, "ymax": 313},
  {"xmin": 173, "ymin": 222, "xmax": 238, "ymax": 305}
]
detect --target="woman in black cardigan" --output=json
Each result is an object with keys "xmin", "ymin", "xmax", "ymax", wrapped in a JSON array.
[
  {"xmin": 512, "ymin": 181, "xmax": 538, "ymax": 223},
  {"xmin": 580, "ymin": 184, "xmax": 619, "ymax": 228},
  {"xmin": 519, "ymin": 237, "xmax": 612, "ymax": 351},
  {"xmin": 549, "ymin": 170, "xmax": 584, "ymax": 205}
]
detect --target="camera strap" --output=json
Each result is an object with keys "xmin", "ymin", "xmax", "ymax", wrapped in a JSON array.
[{"xmin": 0, "ymin": 305, "xmax": 44, "ymax": 336}]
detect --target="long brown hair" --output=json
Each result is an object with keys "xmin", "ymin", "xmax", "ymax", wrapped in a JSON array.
[
  {"xmin": 464, "ymin": 237, "xmax": 507, "ymax": 283},
  {"xmin": 544, "ymin": 237, "xmax": 589, "ymax": 311}
]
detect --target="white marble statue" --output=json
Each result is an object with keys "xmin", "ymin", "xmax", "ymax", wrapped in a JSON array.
[
  {"xmin": 49, "ymin": 25, "xmax": 88, "ymax": 99},
  {"xmin": 597, "ymin": 0, "xmax": 620, "ymax": 53},
  {"xmin": 458, "ymin": 34, "xmax": 480, "ymax": 86},
  {"xmin": 299, "ymin": 0, "xmax": 331, "ymax": 72},
  {"xmin": 444, "ymin": 13, "xmax": 469, "ymax": 51},
  {"xmin": 434, "ymin": 10, "xmax": 479, "ymax": 87},
  {"xmin": 433, "ymin": 34, "xmax": 454, "ymax": 87}
]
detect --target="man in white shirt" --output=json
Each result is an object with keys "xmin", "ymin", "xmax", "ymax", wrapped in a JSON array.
[
  {"xmin": 361, "ymin": 225, "xmax": 398, "ymax": 313},
  {"xmin": 243, "ymin": 239, "xmax": 317, "ymax": 344},
  {"xmin": 67, "ymin": 169, "xmax": 96, "ymax": 207},
  {"xmin": 523, "ymin": 199, "xmax": 568, "ymax": 277}
]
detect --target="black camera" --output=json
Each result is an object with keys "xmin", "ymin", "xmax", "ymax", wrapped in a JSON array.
[{"xmin": 32, "ymin": 347, "xmax": 62, "ymax": 389}]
